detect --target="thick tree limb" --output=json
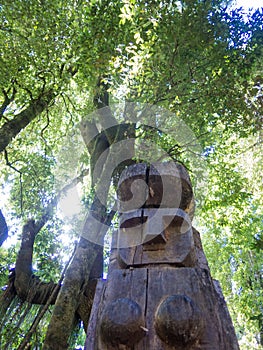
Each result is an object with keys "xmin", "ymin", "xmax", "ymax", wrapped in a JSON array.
[
  {"xmin": 14, "ymin": 220, "xmax": 59, "ymax": 304},
  {"xmin": 80, "ymin": 80, "xmax": 117, "ymax": 186},
  {"xmin": 17, "ymin": 246, "xmax": 76, "ymax": 350},
  {"xmin": 42, "ymin": 194, "xmax": 115, "ymax": 350},
  {"xmin": 80, "ymin": 119, "xmax": 109, "ymax": 186},
  {"xmin": 80, "ymin": 119, "xmax": 136, "ymax": 188},
  {"xmin": 93, "ymin": 78, "xmax": 121, "ymax": 144},
  {"xmin": 0, "ymin": 90, "xmax": 54, "ymax": 153},
  {"xmin": 0, "ymin": 167, "xmax": 93, "ymax": 345},
  {"xmin": 0, "ymin": 269, "xmax": 16, "ymax": 324},
  {"xmin": 13, "ymin": 169, "xmax": 90, "ymax": 304}
]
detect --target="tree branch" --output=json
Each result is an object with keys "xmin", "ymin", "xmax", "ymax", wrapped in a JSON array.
[
  {"xmin": 80, "ymin": 119, "xmax": 109, "ymax": 186},
  {"xmin": 0, "ymin": 90, "xmax": 55, "ymax": 153},
  {"xmin": 14, "ymin": 219, "xmax": 59, "ymax": 304},
  {"xmin": 0, "ymin": 86, "xmax": 17, "ymax": 120},
  {"xmin": 13, "ymin": 169, "xmax": 90, "ymax": 304},
  {"xmin": 0, "ymin": 269, "xmax": 16, "ymax": 325}
]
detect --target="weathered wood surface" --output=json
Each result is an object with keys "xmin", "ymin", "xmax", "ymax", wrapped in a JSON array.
[
  {"xmin": 118, "ymin": 226, "xmax": 196, "ymax": 268},
  {"xmin": 85, "ymin": 267, "xmax": 239, "ymax": 350},
  {"xmin": 85, "ymin": 279, "xmax": 105, "ymax": 349},
  {"xmin": 114, "ymin": 225, "xmax": 209, "ymax": 269},
  {"xmin": 117, "ymin": 226, "xmax": 211, "ymax": 270},
  {"xmin": 85, "ymin": 162, "xmax": 239, "ymax": 350},
  {"xmin": 85, "ymin": 269, "xmax": 147, "ymax": 350},
  {"xmin": 117, "ymin": 162, "xmax": 195, "ymax": 217}
]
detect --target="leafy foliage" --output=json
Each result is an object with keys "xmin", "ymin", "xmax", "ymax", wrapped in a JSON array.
[{"xmin": 198, "ymin": 133, "xmax": 263, "ymax": 347}]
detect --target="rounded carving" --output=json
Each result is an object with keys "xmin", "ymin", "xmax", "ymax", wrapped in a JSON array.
[
  {"xmin": 117, "ymin": 162, "xmax": 195, "ymax": 217},
  {"xmin": 100, "ymin": 298, "xmax": 145, "ymax": 346},
  {"xmin": 154, "ymin": 294, "xmax": 204, "ymax": 347}
]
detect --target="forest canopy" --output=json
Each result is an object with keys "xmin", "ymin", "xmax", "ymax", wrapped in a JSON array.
[{"xmin": 0, "ymin": 0, "xmax": 262, "ymax": 349}]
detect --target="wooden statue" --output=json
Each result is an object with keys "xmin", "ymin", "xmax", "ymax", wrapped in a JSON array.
[{"xmin": 85, "ymin": 162, "xmax": 240, "ymax": 350}]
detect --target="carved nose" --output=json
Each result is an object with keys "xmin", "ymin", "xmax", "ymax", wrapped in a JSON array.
[{"xmin": 119, "ymin": 208, "xmax": 191, "ymax": 248}]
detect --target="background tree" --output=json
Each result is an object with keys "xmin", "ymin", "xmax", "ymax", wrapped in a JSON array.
[{"xmin": 0, "ymin": 0, "xmax": 262, "ymax": 349}]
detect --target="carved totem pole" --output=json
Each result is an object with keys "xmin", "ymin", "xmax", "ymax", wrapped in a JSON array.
[{"xmin": 85, "ymin": 162, "xmax": 240, "ymax": 350}]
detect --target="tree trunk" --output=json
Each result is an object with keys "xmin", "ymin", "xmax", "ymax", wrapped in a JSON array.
[
  {"xmin": 43, "ymin": 241, "xmax": 101, "ymax": 349},
  {"xmin": 14, "ymin": 220, "xmax": 59, "ymax": 304},
  {"xmin": 43, "ymin": 210, "xmax": 106, "ymax": 350},
  {"xmin": 44, "ymin": 91, "xmax": 135, "ymax": 348}
]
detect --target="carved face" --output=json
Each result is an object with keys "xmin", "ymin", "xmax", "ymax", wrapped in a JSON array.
[
  {"xmin": 117, "ymin": 162, "xmax": 195, "ymax": 216},
  {"xmin": 119, "ymin": 207, "xmax": 191, "ymax": 248},
  {"xmin": 116, "ymin": 162, "xmax": 196, "ymax": 267},
  {"xmin": 118, "ymin": 207, "xmax": 196, "ymax": 268}
]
